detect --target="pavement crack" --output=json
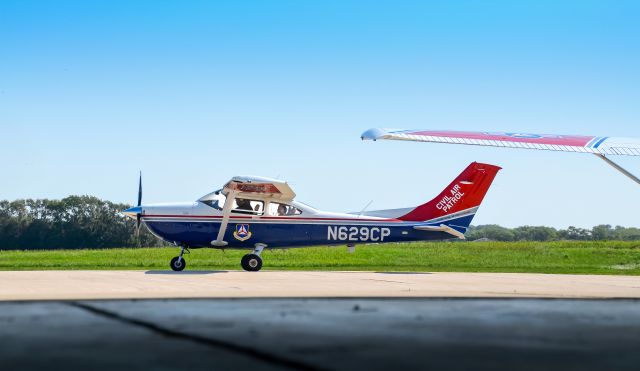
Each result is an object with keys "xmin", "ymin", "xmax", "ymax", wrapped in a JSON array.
[{"xmin": 67, "ymin": 301, "xmax": 325, "ymax": 371}]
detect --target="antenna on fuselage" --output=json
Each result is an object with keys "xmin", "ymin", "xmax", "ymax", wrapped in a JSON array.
[{"xmin": 358, "ymin": 200, "xmax": 374, "ymax": 218}]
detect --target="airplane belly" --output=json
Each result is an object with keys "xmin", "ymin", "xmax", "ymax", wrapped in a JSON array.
[
  {"xmin": 144, "ymin": 221, "xmax": 219, "ymax": 247},
  {"xmin": 145, "ymin": 220, "xmax": 313, "ymax": 248}
]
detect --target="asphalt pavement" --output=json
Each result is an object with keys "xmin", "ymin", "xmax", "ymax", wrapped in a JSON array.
[{"xmin": 2, "ymin": 298, "xmax": 640, "ymax": 371}]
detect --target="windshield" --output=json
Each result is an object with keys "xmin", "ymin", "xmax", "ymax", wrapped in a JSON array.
[{"xmin": 201, "ymin": 192, "xmax": 226, "ymax": 211}]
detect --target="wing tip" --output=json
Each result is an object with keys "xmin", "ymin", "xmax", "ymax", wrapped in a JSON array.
[
  {"xmin": 361, "ymin": 127, "xmax": 394, "ymax": 141},
  {"xmin": 361, "ymin": 127, "xmax": 384, "ymax": 141}
]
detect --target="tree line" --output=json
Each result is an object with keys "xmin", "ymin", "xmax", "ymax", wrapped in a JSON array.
[
  {"xmin": 0, "ymin": 196, "xmax": 160, "ymax": 250},
  {"xmin": 466, "ymin": 224, "xmax": 640, "ymax": 242},
  {"xmin": 1, "ymin": 196, "xmax": 639, "ymax": 250}
]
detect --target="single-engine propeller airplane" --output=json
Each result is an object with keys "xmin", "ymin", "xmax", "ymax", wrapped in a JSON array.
[
  {"xmin": 362, "ymin": 128, "xmax": 640, "ymax": 185},
  {"xmin": 122, "ymin": 162, "xmax": 501, "ymax": 272}
]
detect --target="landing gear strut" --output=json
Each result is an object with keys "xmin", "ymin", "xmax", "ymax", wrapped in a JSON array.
[
  {"xmin": 241, "ymin": 244, "xmax": 266, "ymax": 272},
  {"xmin": 170, "ymin": 245, "xmax": 189, "ymax": 271}
]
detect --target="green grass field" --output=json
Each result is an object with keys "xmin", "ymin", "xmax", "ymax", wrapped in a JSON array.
[{"xmin": 1, "ymin": 241, "xmax": 640, "ymax": 275}]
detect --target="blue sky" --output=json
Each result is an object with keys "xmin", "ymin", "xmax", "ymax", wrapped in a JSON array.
[{"xmin": 1, "ymin": 0, "xmax": 639, "ymax": 228}]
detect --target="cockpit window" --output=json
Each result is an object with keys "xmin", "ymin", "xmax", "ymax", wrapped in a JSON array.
[
  {"xmin": 268, "ymin": 202, "xmax": 302, "ymax": 216},
  {"xmin": 231, "ymin": 198, "xmax": 264, "ymax": 215},
  {"xmin": 202, "ymin": 194, "xmax": 264, "ymax": 215}
]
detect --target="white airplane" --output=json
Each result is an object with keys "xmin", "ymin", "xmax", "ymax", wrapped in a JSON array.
[
  {"xmin": 361, "ymin": 128, "xmax": 640, "ymax": 185},
  {"xmin": 123, "ymin": 163, "xmax": 501, "ymax": 272}
]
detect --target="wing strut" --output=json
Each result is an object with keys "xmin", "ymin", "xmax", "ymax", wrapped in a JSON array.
[
  {"xmin": 595, "ymin": 154, "xmax": 640, "ymax": 186},
  {"xmin": 211, "ymin": 191, "xmax": 238, "ymax": 247}
]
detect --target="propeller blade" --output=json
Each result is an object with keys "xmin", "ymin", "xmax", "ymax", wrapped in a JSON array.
[
  {"xmin": 136, "ymin": 213, "xmax": 142, "ymax": 236},
  {"xmin": 137, "ymin": 171, "xmax": 142, "ymax": 207},
  {"xmin": 135, "ymin": 172, "xmax": 143, "ymax": 242}
]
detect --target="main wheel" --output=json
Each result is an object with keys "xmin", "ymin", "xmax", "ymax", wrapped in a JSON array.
[
  {"xmin": 241, "ymin": 254, "xmax": 263, "ymax": 272},
  {"xmin": 170, "ymin": 256, "xmax": 186, "ymax": 272}
]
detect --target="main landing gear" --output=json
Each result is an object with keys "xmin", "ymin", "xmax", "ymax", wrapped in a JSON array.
[
  {"xmin": 169, "ymin": 243, "xmax": 267, "ymax": 272},
  {"xmin": 241, "ymin": 244, "xmax": 266, "ymax": 272},
  {"xmin": 170, "ymin": 245, "xmax": 189, "ymax": 272}
]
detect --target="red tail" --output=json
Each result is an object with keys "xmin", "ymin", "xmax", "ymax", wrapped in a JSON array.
[{"xmin": 398, "ymin": 162, "xmax": 501, "ymax": 222}]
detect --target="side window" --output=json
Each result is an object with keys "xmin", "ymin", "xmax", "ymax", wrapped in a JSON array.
[
  {"xmin": 231, "ymin": 198, "xmax": 264, "ymax": 215},
  {"xmin": 268, "ymin": 203, "xmax": 302, "ymax": 216}
]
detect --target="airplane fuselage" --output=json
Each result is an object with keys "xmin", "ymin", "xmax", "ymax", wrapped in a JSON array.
[{"xmin": 140, "ymin": 201, "xmax": 461, "ymax": 249}]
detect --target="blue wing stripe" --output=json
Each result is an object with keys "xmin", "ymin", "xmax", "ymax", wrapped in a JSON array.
[{"xmin": 593, "ymin": 137, "xmax": 609, "ymax": 149}]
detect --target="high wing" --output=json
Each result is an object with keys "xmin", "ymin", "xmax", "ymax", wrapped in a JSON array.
[
  {"xmin": 207, "ymin": 176, "xmax": 296, "ymax": 247},
  {"xmin": 362, "ymin": 128, "xmax": 640, "ymax": 186},
  {"xmin": 223, "ymin": 175, "xmax": 296, "ymax": 201},
  {"xmin": 199, "ymin": 176, "xmax": 296, "ymax": 203},
  {"xmin": 361, "ymin": 128, "xmax": 640, "ymax": 156}
]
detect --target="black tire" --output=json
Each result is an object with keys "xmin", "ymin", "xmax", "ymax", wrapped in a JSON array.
[
  {"xmin": 241, "ymin": 254, "xmax": 263, "ymax": 272},
  {"xmin": 170, "ymin": 256, "xmax": 186, "ymax": 272}
]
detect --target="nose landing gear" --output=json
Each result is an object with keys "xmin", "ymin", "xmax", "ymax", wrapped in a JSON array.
[
  {"xmin": 170, "ymin": 244, "xmax": 189, "ymax": 272},
  {"xmin": 241, "ymin": 243, "xmax": 266, "ymax": 272}
]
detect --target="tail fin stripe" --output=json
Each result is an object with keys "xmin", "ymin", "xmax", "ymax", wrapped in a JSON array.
[{"xmin": 419, "ymin": 206, "xmax": 479, "ymax": 225}]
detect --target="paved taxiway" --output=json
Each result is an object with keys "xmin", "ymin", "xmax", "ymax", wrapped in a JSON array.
[{"xmin": 1, "ymin": 270, "xmax": 639, "ymax": 300}]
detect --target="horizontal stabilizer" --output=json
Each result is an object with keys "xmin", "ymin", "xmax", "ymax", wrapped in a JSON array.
[{"xmin": 414, "ymin": 224, "xmax": 466, "ymax": 239}]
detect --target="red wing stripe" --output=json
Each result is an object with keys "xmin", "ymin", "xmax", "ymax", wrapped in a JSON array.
[{"xmin": 409, "ymin": 130, "xmax": 596, "ymax": 147}]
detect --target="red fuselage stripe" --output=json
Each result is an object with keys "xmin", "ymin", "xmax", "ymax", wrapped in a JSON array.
[{"xmin": 140, "ymin": 214, "xmax": 403, "ymax": 222}]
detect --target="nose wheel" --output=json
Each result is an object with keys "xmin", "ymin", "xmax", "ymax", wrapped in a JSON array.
[
  {"xmin": 170, "ymin": 245, "xmax": 189, "ymax": 272},
  {"xmin": 241, "ymin": 243, "xmax": 266, "ymax": 272},
  {"xmin": 170, "ymin": 256, "xmax": 186, "ymax": 271}
]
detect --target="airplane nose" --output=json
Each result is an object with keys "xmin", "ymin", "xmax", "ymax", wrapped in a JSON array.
[{"xmin": 121, "ymin": 206, "xmax": 142, "ymax": 219}]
